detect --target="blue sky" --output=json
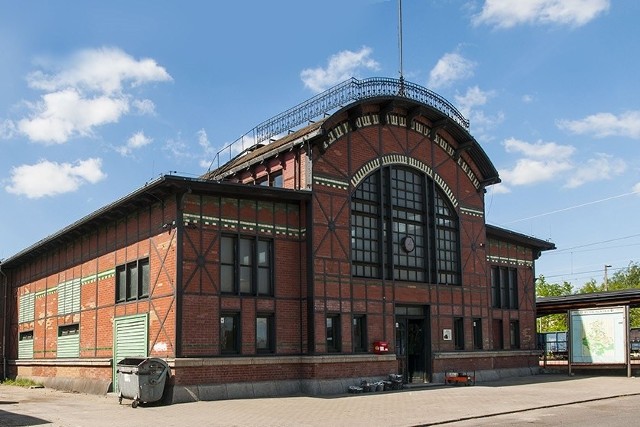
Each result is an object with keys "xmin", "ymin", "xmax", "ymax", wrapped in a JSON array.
[{"xmin": 1, "ymin": 0, "xmax": 638, "ymax": 289}]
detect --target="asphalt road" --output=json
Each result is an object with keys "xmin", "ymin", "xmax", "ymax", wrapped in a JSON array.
[{"xmin": 449, "ymin": 394, "xmax": 640, "ymax": 426}]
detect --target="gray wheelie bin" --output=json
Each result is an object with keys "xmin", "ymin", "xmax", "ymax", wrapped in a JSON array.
[{"xmin": 116, "ymin": 357, "xmax": 170, "ymax": 407}]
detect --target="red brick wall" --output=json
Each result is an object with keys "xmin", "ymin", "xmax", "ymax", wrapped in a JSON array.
[
  {"xmin": 311, "ymin": 105, "xmax": 492, "ymax": 358},
  {"xmin": 8, "ymin": 198, "xmax": 178, "ymax": 373},
  {"xmin": 179, "ymin": 194, "xmax": 307, "ymax": 358}
]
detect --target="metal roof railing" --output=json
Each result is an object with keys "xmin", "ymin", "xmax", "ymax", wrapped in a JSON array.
[{"xmin": 207, "ymin": 77, "xmax": 468, "ymax": 172}]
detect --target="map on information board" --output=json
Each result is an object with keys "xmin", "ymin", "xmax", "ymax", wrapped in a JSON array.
[{"xmin": 570, "ymin": 307, "xmax": 626, "ymax": 364}]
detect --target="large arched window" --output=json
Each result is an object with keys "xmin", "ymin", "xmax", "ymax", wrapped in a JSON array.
[{"xmin": 351, "ymin": 165, "xmax": 460, "ymax": 285}]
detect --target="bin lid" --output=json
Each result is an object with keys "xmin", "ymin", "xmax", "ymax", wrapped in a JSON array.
[{"xmin": 116, "ymin": 357, "xmax": 146, "ymax": 366}]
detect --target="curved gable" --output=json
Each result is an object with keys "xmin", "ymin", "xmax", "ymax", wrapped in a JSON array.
[{"xmin": 319, "ymin": 96, "xmax": 500, "ymax": 191}]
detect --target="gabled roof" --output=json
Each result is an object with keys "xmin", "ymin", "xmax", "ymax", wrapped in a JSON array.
[
  {"xmin": 487, "ymin": 224, "xmax": 556, "ymax": 255},
  {"xmin": 1, "ymin": 175, "xmax": 310, "ymax": 268},
  {"xmin": 204, "ymin": 120, "xmax": 324, "ymax": 181}
]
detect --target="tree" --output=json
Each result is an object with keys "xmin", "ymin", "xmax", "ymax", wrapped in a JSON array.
[
  {"xmin": 576, "ymin": 262, "xmax": 640, "ymax": 327},
  {"xmin": 576, "ymin": 278, "xmax": 601, "ymax": 294},
  {"xmin": 535, "ymin": 275, "xmax": 571, "ymax": 333}
]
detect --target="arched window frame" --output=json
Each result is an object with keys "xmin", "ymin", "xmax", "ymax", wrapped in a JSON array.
[{"xmin": 351, "ymin": 165, "xmax": 461, "ymax": 285}]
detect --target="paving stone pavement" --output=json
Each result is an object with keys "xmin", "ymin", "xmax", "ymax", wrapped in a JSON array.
[{"xmin": 2, "ymin": 374, "xmax": 640, "ymax": 427}]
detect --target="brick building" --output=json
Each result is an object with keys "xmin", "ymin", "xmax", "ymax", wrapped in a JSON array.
[{"xmin": 0, "ymin": 78, "xmax": 554, "ymax": 402}]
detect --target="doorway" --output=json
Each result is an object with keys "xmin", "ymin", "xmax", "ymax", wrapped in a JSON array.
[{"xmin": 395, "ymin": 305, "xmax": 430, "ymax": 383}]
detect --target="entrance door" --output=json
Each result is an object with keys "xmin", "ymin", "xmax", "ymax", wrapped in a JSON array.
[{"xmin": 395, "ymin": 307, "xmax": 430, "ymax": 383}]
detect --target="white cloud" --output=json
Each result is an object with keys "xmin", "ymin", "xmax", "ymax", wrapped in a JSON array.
[
  {"xmin": 522, "ymin": 94, "xmax": 534, "ymax": 103},
  {"xmin": 5, "ymin": 158, "xmax": 106, "ymax": 198},
  {"xmin": 498, "ymin": 138, "xmax": 575, "ymax": 187},
  {"xmin": 197, "ymin": 129, "xmax": 218, "ymax": 169},
  {"xmin": 473, "ymin": 0, "xmax": 610, "ymax": 29},
  {"xmin": 428, "ymin": 52, "xmax": 476, "ymax": 90},
  {"xmin": 497, "ymin": 138, "xmax": 624, "ymax": 190},
  {"xmin": 499, "ymin": 157, "xmax": 573, "ymax": 186},
  {"xmin": 633, "ymin": 182, "xmax": 640, "ymax": 195},
  {"xmin": 0, "ymin": 119, "xmax": 16, "ymax": 139},
  {"xmin": 117, "ymin": 131, "xmax": 153, "ymax": 156},
  {"xmin": 564, "ymin": 153, "xmax": 626, "ymax": 188},
  {"xmin": 27, "ymin": 47, "xmax": 172, "ymax": 94},
  {"xmin": 133, "ymin": 99, "xmax": 156, "ymax": 115},
  {"xmin": 503, "ymin": 137, "xmax": 575, "ymax": 159},
  {"xmin": 13, "ymin": 47, "xmax": 171, "ymax": 144},
  {"xmin": 300, "ymin": 47, "xmax": 380, "ymax": 93},
  {"xmin": 470, "ymin": 110, "xmax": 505, "ymax": 131},
  {"xmin": 163, "ymin": 129, "xmax": 222, "ymax": 170},
  {"xmin": 557, "ymin": 111, "xmax": 640, "ymax": 139},
  {"xmin": 454, "ymin": 86, "xmax": 503, "ymax": 138},
  {"xmin": 18, "ymin": 89, "xmax": 129, "ymax": 144},
  {"xmin": 488, "ymin": 182, "xmax": 511, "ymax": 194},
  {"xmin": 454, "ymin": 86, "xmax": 494, "ymax": 117}
]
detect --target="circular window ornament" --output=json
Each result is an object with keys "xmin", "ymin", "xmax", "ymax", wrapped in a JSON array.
[{"xmin": 401, "ymin": 236, "xmax": 415, "ymax": 253}]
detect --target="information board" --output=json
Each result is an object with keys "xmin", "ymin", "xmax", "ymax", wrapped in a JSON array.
[{"xmin": 570, "ymin": 307, "xmax": 627, "ymax": 364}]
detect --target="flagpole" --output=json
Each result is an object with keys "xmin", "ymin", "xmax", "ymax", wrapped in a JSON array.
[{"xmin": 398, "ymin": 0, "xmax": 405, "ymax": 95}]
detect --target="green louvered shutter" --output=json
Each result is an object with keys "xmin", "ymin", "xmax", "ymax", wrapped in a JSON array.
[
  {"xmin": 58, "ymin": 279, "xmax": 81, "ymax": 315},
  {"xmin": 113, "ymin": 314, "xmax": 148, "ymax": 392},
  {"xmin": 19, "ymin": 293, "xmax": 35, "ymax": 323},
  {"xmin": 18, "ymin": 332, "xmax": 34, "ymax": 359},
  {"xmin": 57, "ymin": 325, "xmax": 80, "ymax": 358}
]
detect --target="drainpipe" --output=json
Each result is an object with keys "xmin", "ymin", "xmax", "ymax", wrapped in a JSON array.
[{"xmin": 0, "ymin": 261, "xmax": 7, "ymax": 380}]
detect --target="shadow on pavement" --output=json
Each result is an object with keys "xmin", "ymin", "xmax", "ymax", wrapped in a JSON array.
[{"xmin": 0, "ymin": 409, "xmax": 50, "ymax": 426}]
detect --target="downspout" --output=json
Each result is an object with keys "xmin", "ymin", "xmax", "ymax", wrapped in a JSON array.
[
  {"xmin": 174, "ymin": 189, "xmax": 189, "ymax": 358},
  {"xmin": 175, "ymin": 190, "xmax": 186, "ymax": 359},
  {"xmin": 0, "ymin": 262, "xmax": 7, "ymax": 380}
]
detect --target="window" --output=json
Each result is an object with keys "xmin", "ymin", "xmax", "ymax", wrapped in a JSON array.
[
  {"xmin": 510, "ymin": 321, "xmax": 520, "ymax": 349},
  {"xmin": 256, "ymin": 171, "xmax": 283, "ymax": 187},
  {"xmin": 221, "ymin": 235, "xmax": 273, "ymax": 295},
  {"xmin": 18, "ymin": 331, "xmax": 34, "ymax": 359},
  {"xmin": 353, "ymin": 315, "xmax": 367, "ymax": 353},
  {"xmin": 491, "ymin": 266, "xmax": 518, "ymax": 309},
  {"xmin": 271, "ymin": 171, "xmax": 283, "ymax": 187},
  {"xmin": 454, "ymin": 317, "xmax": 464, "ymax": 350},
  {"xmin": 473, "ymin": 318, "xmax": 483, "ymax": 350},
  {"xmin": 326, "ymin": 315, "xmax": 341, "ymax": 352},
  {"xmin": 221, "ymin": 313, "xmax": 240, "ymax": 354},
  {"xmin": 116, "ymin": 258, "xmax": 149, "ymax": 303},
  {"xmin": 351, "ymin": 166, "xmax": 460, "ymax": 284},
  {"xmin": 256, "ymin": 314, "xmax": 275, "ymax": 353}
]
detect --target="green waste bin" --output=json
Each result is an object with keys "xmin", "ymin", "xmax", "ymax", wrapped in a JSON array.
[{"xmin": 116, "ymin": 357, "xmax": 170, "ymax": 407}]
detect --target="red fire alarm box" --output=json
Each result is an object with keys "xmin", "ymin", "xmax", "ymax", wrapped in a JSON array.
[{"xmin": 373, "ymin": 341, "xmax": 388, "ymax": 354}]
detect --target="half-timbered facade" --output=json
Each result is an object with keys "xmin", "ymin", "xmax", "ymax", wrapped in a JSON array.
[{"xmin": 0, "ymin": 78, "xmax": 554, "ymax": 402}]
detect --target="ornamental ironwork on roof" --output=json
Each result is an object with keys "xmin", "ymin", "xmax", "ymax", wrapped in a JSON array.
[{"xmin": 207, "ymin": 77, "xmax": 469, "ymax": 173}]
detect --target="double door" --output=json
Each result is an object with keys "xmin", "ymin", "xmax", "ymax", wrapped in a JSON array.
[{"xmin": 395, "ymin": 310, "xmax": 430, "ymax": 383}]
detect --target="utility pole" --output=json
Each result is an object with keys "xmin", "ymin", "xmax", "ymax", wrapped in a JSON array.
[{"xmin": 604, "ymin": 264, "xmax": 612, "ymax": 291}]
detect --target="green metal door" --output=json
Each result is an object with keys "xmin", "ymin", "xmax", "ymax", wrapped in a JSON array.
[{"xmin": 113, "ymin": 314, "xmax": 148, "ymax": 392}]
